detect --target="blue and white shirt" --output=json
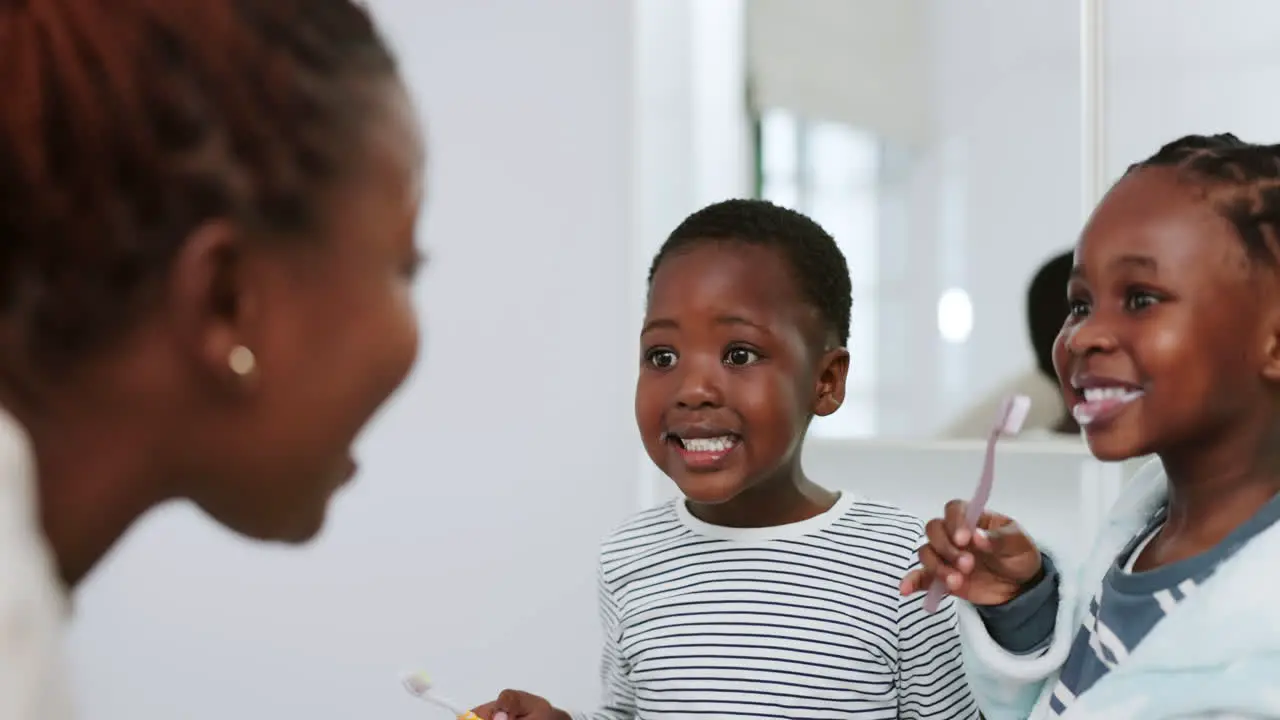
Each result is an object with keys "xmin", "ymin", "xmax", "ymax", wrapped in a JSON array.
[
  {"xmin": 1049, "ymin": 496, "xmax": 1280, "ymax": 715},
  {"xmin": 954, "ymin": 460, "xmax": 1280, "ymax": 719}
]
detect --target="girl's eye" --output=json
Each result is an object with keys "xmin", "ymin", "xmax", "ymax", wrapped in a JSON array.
[
  {"xmin": 724, "ymin": 348, "xmax": 760, "ymax": 367},
  {"xmin": 647, "ymin": 349, "xmax": 677, "ymax": 369},
  {"xmin": 1068, "ymin": 298, "xmax": 1091, "ymax": 318},
  {"xmin": 1125, "ymin": 290, "xmax": 1160, "ymax": 312}
]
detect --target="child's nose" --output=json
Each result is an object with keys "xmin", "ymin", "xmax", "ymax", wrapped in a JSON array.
[
  {"xmin": 1064, "ymin": 316, "xmax": 1119, "ymax": 356},
  {"xmin": 674, "ymin": 363, "xmax": 724, "ymax": 409}
]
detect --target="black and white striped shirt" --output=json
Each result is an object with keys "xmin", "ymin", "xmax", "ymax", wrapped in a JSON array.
[{"xmin": 573, "ymin": 493, "xmax": 979, "ymax": 719}]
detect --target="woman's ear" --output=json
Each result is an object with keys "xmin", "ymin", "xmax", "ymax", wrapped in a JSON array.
[
  {"xmin": 1262, "ymin": 312, "xmax": 1280, "ymax": 383},
  {"xmin": 813, "ymin": 347, "xmax": 850, "ymax": 417},
  {"xmin": 165, "ymin": 220, "xmax": 262, "ymax": 388}
]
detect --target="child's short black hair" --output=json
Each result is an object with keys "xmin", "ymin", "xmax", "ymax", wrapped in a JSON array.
[
  {"xmin": 647, "ymin": 199, "xmax": 852, "ymax": 347},
  {"xmin": 1026, "ymin": 250, "xmax": 1073, "ymax": 382}
]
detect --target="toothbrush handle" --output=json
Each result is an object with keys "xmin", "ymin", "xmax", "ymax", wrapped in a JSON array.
[
  {"xmin": 922, "ymin": 577, "xmax": 948, "ymax": 613},
  {"xmin": 923, "ymin": 427, "xmax": 1001, "ymax": 614},
  {"xmin": 458, "ymin": 713, "xmax": 482, "ymax": 720},
  {"xmin": 966, "ymin": 427, "xmax": 1000, "ymax": 526}
]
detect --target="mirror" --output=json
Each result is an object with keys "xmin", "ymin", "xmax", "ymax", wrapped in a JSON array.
[{"xmin": 736, "ymin": 0, "xmax": 1280, "ymax": 440}]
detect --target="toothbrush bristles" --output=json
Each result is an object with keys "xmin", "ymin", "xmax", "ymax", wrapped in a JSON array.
[
  {"xmin": 999, "ymin": 394, "xmax": 1032, "ymax": 435},
  {"xmin": 402, "ymin": 671, "xmax": 465, "ymax": 715},
  {"xmin": 402, "ymin": 671, "xmax": 432, "ymax": 697}
]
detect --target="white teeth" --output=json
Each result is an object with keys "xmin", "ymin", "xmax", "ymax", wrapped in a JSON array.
[
  {"xmin": 1073, "ymin": 387, "xmax": 1144, "ymax": 426},
  {"xmin": 1082, "ymin": 387, "xmax": 1136, "ymax": 403},
  {"xmin": 681, "ymin": 436, "xmax": 738, "ymax": 453},
  {"xmin": 1072, "ymin": 403, "xmax": 1097, "ymax": 425}
]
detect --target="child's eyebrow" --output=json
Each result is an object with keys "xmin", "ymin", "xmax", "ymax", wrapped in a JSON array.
[
  {"xmin": 640, "ymin": 315, "xmax": 769, "ymax": 335},
  {"xmin": 641, "ymin": 318, "xmax": 677, "ymax": 335},
  {"xmin": 715, "ymin": 314, "xmax": 769, "ymax": 332},
  {"xmin": 1071, "ymin": 254, "xmax": 1158, "ymax": 278}
]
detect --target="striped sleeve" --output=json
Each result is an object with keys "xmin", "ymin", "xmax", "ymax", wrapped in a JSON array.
[
  {"xmin": 897, "ymin": 523, "xmax": 980, "ymax": 720},
  {"xmin": 572, "ymin": 555, "xmax": 635, "ymax": 720}
]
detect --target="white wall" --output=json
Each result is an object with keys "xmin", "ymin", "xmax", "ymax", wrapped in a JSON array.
[
  {"xmin": 747, "ymin": 0, "xmax": 929, "ymax": 146},
  {"xmin": 1104, "ymin": 2, "xmax": 1280, "ymax": 178}
]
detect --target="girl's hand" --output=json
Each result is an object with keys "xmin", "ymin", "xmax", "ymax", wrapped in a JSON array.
[{"xmin": 900, "ymin": 500, "xmax": 1045, "ymax": 606}]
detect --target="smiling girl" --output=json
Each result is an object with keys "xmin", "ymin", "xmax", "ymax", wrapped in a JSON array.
[{"xmin": 904, "ymin": 134, "xmax": 1280, "ymax": 719}]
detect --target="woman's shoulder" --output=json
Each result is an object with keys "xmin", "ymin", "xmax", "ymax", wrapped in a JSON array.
[
  {"xmin": 0, "ymin": 405, "xmax": 68, "ymax": 617},
  {"xmin": 0, "ymin": 407, "xmax": 73, "ymax": 718}
]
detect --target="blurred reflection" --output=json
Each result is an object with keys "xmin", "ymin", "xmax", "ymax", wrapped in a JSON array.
[{"xmin": 941, "ymin": 251, "xmax": 1078, "ymax": 440}]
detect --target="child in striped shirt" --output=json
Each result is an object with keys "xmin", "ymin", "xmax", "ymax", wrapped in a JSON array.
[{"xmin": 475, "ymin": 200, "xmax": 978, "ymax": 720}]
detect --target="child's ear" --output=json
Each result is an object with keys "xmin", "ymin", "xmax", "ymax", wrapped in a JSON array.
[{"xmin": 813, "ymin": 347, "xmax": 850, "ymax": 417}]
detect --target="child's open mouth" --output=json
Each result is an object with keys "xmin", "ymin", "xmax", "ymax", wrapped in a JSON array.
[
  {"xmin": 665, "ymin": 432, "xmax": 742, "ymax": 470},
  {"xmin": 1071, "ymin": 384, "xmax": 1145, "ymax": 427}
]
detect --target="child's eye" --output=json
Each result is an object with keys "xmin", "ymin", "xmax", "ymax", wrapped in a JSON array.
[
  {"xmin": 1068, "ymin": 297, "xmax": 1091, "ymax": 318},
  {"xmin": 646, "ymin": 349, "xmax": 677, "ymax": 369},
  {"xmin": 1125, "ymin": 289, "xmax": 1160, "ymax": 312},
  {"xmin": 723, "ymin": 347, "xmax": 760, "ymax": 367}
]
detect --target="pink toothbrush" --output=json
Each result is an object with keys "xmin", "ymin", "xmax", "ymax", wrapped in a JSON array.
[{"xmin": 923, "ymin": 394, "xmax": 1032, "ymax": 613}]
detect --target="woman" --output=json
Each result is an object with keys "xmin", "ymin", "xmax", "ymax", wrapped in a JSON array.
[{"xmin": 0, "ymin": 1, "xmax": 423, "ymax": 716}]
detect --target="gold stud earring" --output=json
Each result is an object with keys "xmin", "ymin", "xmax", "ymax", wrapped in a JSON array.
[{"xmin": 228, "ymin": 345, "xmax": 256, "ymax": 376}]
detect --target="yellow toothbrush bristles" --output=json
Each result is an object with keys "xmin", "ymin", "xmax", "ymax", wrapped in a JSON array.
[
  {"xmin": 402, "ymin": 671, "xmax": 479, "ymax": 719},
  {"xmin": 403, "ymin": 670, "xmax": 432, "ymax": 696}
]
